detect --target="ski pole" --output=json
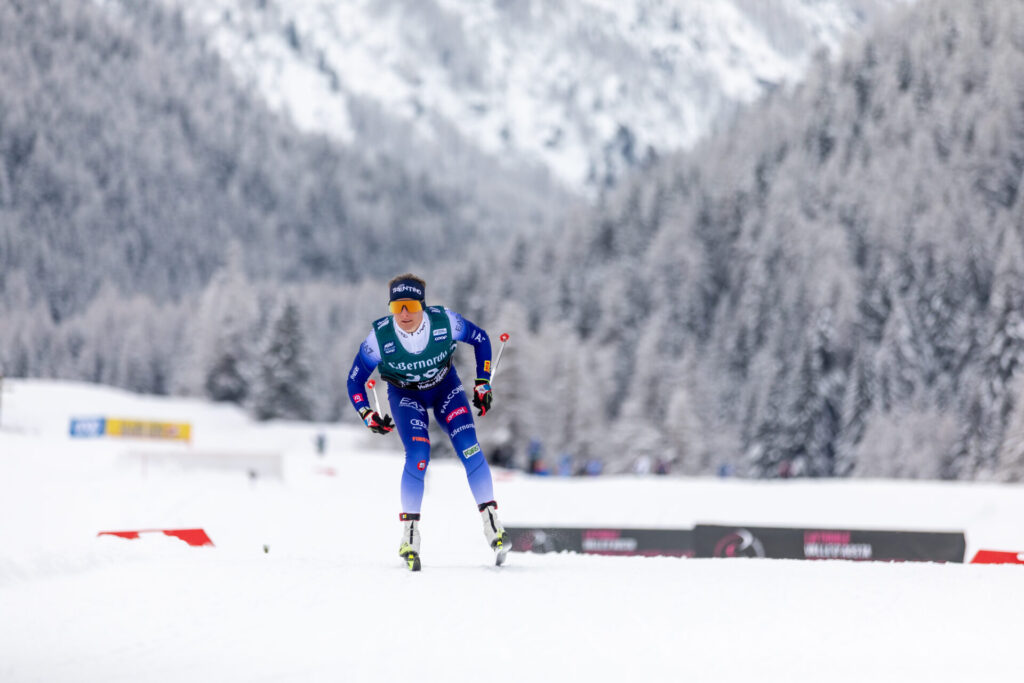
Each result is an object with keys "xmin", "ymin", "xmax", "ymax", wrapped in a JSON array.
[
  {"xmin": 366, "ymin": 378, "xmax": 384, "ymax": 416},
  {"xmin": 489, "ymin": 333, "xmax": 511, "ymax": 384}
]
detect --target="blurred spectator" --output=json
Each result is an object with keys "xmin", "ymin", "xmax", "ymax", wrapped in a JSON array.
[
  {"xmin": 491, "ymin": 443, "xmax": 513, "ymax": 468},
  {"xmin": 778, "ymin": 459, "xmax": 793, "ymax": 479},
  {"xmin": 528, "ymin": 437, "xmax": 543, "ymax": 474}
]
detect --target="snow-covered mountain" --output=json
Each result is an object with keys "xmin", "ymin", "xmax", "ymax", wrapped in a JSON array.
[{"xmin": 150, "ymin": 0, "xmax": 909, "ymax": 193}]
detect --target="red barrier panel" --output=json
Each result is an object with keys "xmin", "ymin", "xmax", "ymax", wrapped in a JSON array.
[
  {"xmin": 100, "ymin": 531, "xmax": 142, "ymax": 540},
  {"xmin": 970, "ymin": 550, "xmax": 1024, "ymax": 564},
  {"xmin": 98, "ymin": 528, "xmax": 214, "ymax": 547}
]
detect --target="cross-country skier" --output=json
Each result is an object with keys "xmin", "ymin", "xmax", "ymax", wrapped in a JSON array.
[{"xmin": 347, "ymin": 273, "xmax": 509, "ymax": 570}]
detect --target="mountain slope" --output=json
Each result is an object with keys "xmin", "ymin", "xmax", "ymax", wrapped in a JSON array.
[
  {"xmin": 455, "ymin": 0, "xmax": 1024, "ymax": 480},
  {"xmin": 0, "ymin": 0, "xmax": 565, "ymax": 323},
  {"xmin": 155, "ymin": 0, "xmax": 908, "ymax": 193}
]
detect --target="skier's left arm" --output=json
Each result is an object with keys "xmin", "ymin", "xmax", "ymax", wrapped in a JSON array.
[{"xmin": 447, "ymin": 309, "xmax": 494, "ymax": 416}]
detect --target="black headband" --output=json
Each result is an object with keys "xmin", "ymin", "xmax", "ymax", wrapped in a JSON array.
[{"xmin": 389, "ymin": 278, "xmax": 425, "ymax": 302}]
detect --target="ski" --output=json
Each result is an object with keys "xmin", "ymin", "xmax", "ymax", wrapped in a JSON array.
[
  {"xmin": 493, "ymin": 531, "xmax": 510, "ymax": 567},
  {"xmin": 404, "ymin": 550, "xmax": 421, "ymax": 571}
]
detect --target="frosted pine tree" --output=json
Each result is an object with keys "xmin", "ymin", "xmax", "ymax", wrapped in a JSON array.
[
  {"xmin": 482, "ymin": 301, "xmax": 530, "ymax": 468},
  {"xmin": 748, "ymin": 358, "xmax": 792, "ymax": 478},
  {"xmin": 191, "ymin": 245, "xmax": 258, "ymax": 404},
  {"xmin": 664, "ymin": 352, "xmax": 705, "ymax": 475},
  {"xmin": 872, "ymin": 297, "xmax": 918, "ymax": 413},
  {"xmin": 972, "ymin": 226, "xmax": 1024, "ymax": 478},
  {"xmin": 835, "ymin": 349, "xmax": 874, "ymax": 475},
  {"xmin": 251, "ymin": 300, "xmax": 313, "ymax": 421},
  {"xmin": 794, "ymin": 308, "xmax": 847, "ymax": 477},
  {"xmin": 568, "ymin": 342, "xmax": 612, "ymax": 470},
  {"xmin": 996, "ymin": 374, "xmax": 1024, "ymax": 481}
]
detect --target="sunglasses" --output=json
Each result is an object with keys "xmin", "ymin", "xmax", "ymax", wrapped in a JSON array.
[{"xmin": 388, "ymin": 299, "xmax": 423, "ymax": 314}]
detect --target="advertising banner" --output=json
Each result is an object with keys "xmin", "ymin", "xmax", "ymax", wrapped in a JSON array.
[
  {"xmin": 106, "ymin": 419, "xmax": 191, "ymax": 443},
  {"xmin": 507, "ymin": 527, "xmax": 695, "ymax": 557},
  {"xmin": 507, "ymin": 525, "xmax": 965, "ymax": 562},
  {"xmin": 695, "ymin": 524, "xmax": 965, "ymax": 563},
  {"xmin": 69, "ymin": 417, "xmax": 107, "ymax": 438},
  {"xmin": 69, "ymin": 417, "xmax": 191, "ymax": 442}
]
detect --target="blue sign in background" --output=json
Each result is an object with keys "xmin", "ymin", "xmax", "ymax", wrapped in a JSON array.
[{"xmin": 69, "ymin": 417, "xmax": 107, "ymax": 438}]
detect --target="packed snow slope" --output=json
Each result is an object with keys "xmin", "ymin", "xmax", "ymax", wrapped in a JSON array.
[{"xmin": 1, "ymin": 380, "xmax": 1022, "ymax": 682}]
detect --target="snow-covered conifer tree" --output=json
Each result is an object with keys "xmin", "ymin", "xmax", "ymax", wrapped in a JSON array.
[
  {"xmin": 190, "ymin": 245, "xmax": 257, "ymax": 404},
  {"xmin": 251, "ymin": 300, "xmax": 313, "ymax": 421}
]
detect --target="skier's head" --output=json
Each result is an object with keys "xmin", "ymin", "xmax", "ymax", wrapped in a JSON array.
[
  {"xmin": 388, "ymin": 273, "xmax": 426, "ymax": 332},
  {"xmin": 389, "ymin": 274, "xmax": 426, "ymax": 305}
]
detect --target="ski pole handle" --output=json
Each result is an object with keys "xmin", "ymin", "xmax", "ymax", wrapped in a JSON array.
[
  {"xmin": 489, "ymin": 333, "xmax": 511, "ymax": 384},
  {"xmin": 367, "ymin": 379, "xmax": 384, "ymax": 416}
]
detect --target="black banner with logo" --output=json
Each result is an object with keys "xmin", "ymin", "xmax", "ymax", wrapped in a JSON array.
[
  {"xmin": 507, "ymin": 527, "xmax": 695, "ymax": 557},
  {"xmin": 695, "ymin": 525, "xmax": 966, "ymax": 563},
  {"xmin": 507, "ymin": 525, "xmax": 965, "ymax": 562}
]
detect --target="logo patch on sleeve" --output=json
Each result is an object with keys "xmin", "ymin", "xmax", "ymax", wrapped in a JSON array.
[
  {"xmin": 462, "ymin": 444, "xmax": 481, "ymax": 459},
  {"xmin": 352, "ymin": 393, "xmax": 364, "ymax": 403},
  {"xmin": 484, "ymin": 360, "xmax": 491, "ymax": 373}
]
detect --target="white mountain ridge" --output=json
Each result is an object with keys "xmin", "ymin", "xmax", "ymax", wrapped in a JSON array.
[{"xmin": 147, "ymin": 0, "xmax": 909, "ymax": 194}]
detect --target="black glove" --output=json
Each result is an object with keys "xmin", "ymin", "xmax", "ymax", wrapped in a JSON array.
[
  {"xmin": 359, "ymin": 407, "xmax": 395, "ymax": 434},
  {"xmin": 472, "ymin": 379, "xmax": 493, "ymax": 417}
]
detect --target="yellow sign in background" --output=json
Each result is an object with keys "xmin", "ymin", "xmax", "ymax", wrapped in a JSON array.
[{"xmin": 106, "ymin": 418, "xmax": 192, "ymax": 443}]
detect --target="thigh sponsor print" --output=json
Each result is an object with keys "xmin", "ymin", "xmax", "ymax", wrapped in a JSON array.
[
  {"xmin": 440, "ymin": 402, "xmax": 479, "ymax": 459},
  {"xmin": 399, "ymin": 397, "xmax": 427, "ymax": 414},
  {"xmin": 445, "ymin": 406, "xmax": 469, "ymax": 423},
  {"xmin": 440, "ymin": 385, "xmax": 465, "ymax": 413},
  {"xmin": 388, "ymin": 388, "xmax": 432, "ymax": 459},
  {"xmin": 450, "ymin": 423, "xmax": 475, "ymax": 438}
]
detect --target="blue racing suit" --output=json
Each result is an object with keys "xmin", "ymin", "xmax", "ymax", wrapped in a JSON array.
[{"xmin": 347, "ymin": 307, "xmax": 494, "ymax": 514}]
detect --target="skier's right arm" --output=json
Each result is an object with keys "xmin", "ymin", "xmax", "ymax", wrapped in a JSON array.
[
  {"xmin": 348, "ymin": 334, "xmax": 395, "ymax": 434},
  {"xmin": 347, "ymin": 332, "xmax": 380, "ymax": 416}
]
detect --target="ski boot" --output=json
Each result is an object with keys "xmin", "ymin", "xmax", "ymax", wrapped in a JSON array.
[
  {"xmin": 398, "ymin": 512, "xmax": 421, "ymax": 571},
  {"xmin": 478, "ymin": 501, "xmax": 510, "ymax": 566}
]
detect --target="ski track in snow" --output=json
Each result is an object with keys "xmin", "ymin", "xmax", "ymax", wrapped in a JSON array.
[{"xmin": 1, "ymin": 379, "xmax": 1022, "ymax": 682}]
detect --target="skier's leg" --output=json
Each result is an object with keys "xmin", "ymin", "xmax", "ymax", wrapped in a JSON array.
[
  {"xmin": 433, "ymin": 372, "xmax": 507, "ymax": 561},
  {"xmin": 434, "ymin": 386, "xmax": 494, "ymax": 506},
  {"xmin": 388, "ymin": 387, "xmax": 432, "ymax": 514}
]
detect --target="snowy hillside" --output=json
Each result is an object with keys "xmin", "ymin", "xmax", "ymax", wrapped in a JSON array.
[
  {"xmin": 147, "ymin": 0, "xmax": 909, "ymax": 192},
  {"xmin": 2, "ymin": 380, "xmax": 1024, "ymax": 681}
]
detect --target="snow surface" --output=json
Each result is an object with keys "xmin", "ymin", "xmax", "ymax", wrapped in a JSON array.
[{"xmin": 2, "ymin": 379, "xmax": 1023, "ymax": 682}]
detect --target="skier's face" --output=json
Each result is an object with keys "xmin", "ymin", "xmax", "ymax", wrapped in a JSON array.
[{"xmin": 391, "ymin": 300, "xmax": 424, "ymax": 332}]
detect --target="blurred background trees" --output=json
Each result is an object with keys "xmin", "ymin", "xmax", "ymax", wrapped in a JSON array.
[{"xmin": 4, "ymin": 0, "xmax": 1024, "ymax": 481}]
